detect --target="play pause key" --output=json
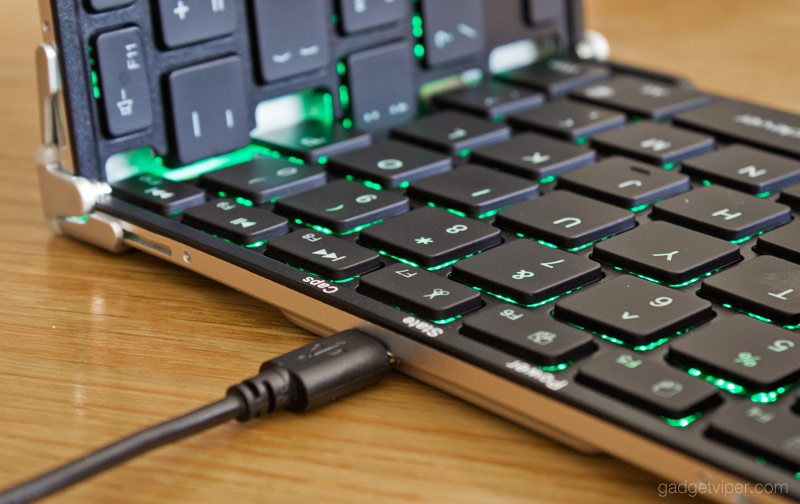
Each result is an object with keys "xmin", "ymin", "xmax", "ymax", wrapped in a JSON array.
[{"xmin": 266, "ymin": 230, "xmax": 381, "ymax": 280}]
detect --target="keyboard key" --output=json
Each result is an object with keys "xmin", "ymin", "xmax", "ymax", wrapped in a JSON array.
[
  {"xmin": 593, "ymin": 222, "xmax": 741, "ymax": 285},
  {"xmin": 782, "ymin": 183, "xmax": 800, "ymax": 209},
  {"xmin": 577, "ymin": 350, "xmax": 719, "ymax": 418},
  {"xmin": 681, "ymin": 145, "xmax": 800, "ymax": 195},
  {"xmin": 756, "ymin": 221, "xmax": 800, "ymax": 264},
  {"xmin": 498, "ymin": 58, "xmax": 611, "ymax": 96},
  {"xmin": 167, "ymin": 57, "xmax": 249, "ymax": 165},
  {"xmin": 95, "ymin": 27, "xmax": 153, "ymax": 137},
  {"xmin": 328, "ymin": 140, "xmax": 451, "ymax": 188},
  {"xmin": 274, "ymin": 180, "xmax": 408, "ymax": 233},
  {"xmin": 391, "ymin": 111, "xmax": 511, "ymax": 155},
  {"xmin": 700, "ymin": 255, "xmax": 800, "ymax": 326},
  {"xmin": 554, "ymin": 276, "xmax": 714, "ymax": 346},
  {"xmin": 433, "ymin": 82, "xmax": 545, "ymax": 119},
  {"xmin": 251, "ymin": 0, "xmax": 329, "ymax": 81},
  {"xmin": 451, "ymin": 239, "xmax": 602, "ymax": 305},
  {"xmin": 200, "ymin": 158, "xmax": 326, "ymax": 204},
  {"xmin": 88, "ymin": 0, "xmax": 133, "ymax": 11},
  {"xmin": 346, "ymin": 42, "xmax": 416, "ymax": 131},
  {"xmin": 673, "ymin": 97, "xmax": 800, "ymax": 159},
  {"xmin": 408, "ymin": 165, "xmax": 539, "ymax": 217},
  {"xmin": 338, "ymin": 0, "xmax": 406, "ymax": 33},
  {"xmin": 155, "ymin": 0, "xmax": 237, "ymax": 49},
  {"xmin": 420, "ymin": 0, "xmax": 484, "ymax": 67},
  {"xmin": 182, "ymin": 199, "xmax": 288, "ymax": 245},
  {"xmin": 471, "ymin": 132, "xmax": 596, "ymax": 180},
  {"xmin": 253, "ymin": 120, "xmax": 372, "ymax": 164},
  {"xmin": 707, "ymin": 402, "xmax": 800, "ymax": 470},
  {"xmin": 358, "ymin": 263, "xmax": 482, "ymax": 320},
  {"xmin": 591, "ymin": 122, "xmax": 714, "ymax": 166},
  {"xmin": 111, "ymin": 174, "xmax": 205, "ymax": 215},
  {"xmin": 558, "ymin": 157, "xmax": 691, "ymax": 209},
  {"xmin": 570, "ymin": 75, "xmax": 710, "ymax": 120},
  {"xmin": 508, "ymin": 100, "xmax": 625, "ymax": 141},
  {"xmin": 670, "ymin": 316, "xmax": 800, "ymax": 390},
  {"xmin": 496, "ymin": 191, "xmax": 636, "ymax": 250},
  {"xmin": 462, "ymin": 305, "xmax": 594, "ymax": 366},
  {"xmin": 266, "ymin": 229, "xmax": 381, "ymax": 281},
  {"xmin": 358, "ymin": 206, "xmax": 501, "ymax": 268},
  {"xmin": 652, "ymin": 186, "xmax": 792, "ymax": 241}
]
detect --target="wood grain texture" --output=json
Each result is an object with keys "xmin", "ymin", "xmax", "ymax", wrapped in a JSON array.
[{"xmin": 0, "ymin": 1, "xmax": 797, "ymax": 503}]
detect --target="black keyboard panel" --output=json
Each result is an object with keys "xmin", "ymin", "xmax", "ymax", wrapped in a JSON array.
[{"xmin": 55, "ymin": 0, "xmax": 800, "ymax": 495}]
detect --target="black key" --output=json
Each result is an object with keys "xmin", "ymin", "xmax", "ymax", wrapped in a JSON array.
[
  {"xmin": 462, "ymin": 305, "xmax": 594, "ymax": 366},
  {"xmin": 471, "ymin": 132, "xmax": 596, "ymax": 180},
  {"xmin": 274, "ymin": 180, "xmax": 408, "ymax": 234},
  {"xmin": 88, "ymin": 0, "xmax": 132, "ymax": 11},
  {"xmin": 451, "ymin": 239, "xmax": 602, "ymax": 305},
  {"xmin": 558, "ymin": 157, "xmax": 691, "ymax": 209},
  {"xmin": 508, "ymin": 100, "xmax": 625, "ymax": 141},
  {"xmin": 111, "ymin": 174, "xmax": 205, "ymax": 215},
  {"xmin": 593, "ymin": 222, "xmax": 741, "ymax": 285},
  {"xmin": 95, "ymin": 27, "xmax": 153, "ymax": 137},
  {"xmin": 682, "ymin": 145, "xmax": 800, "ymax": 195},
  {"xmin": 591, "ymin": 121, "xmax": 715, "ymax": 166},
  {"xmin": 554, "ymin": 276, "xmax": 714, "ymax": 346},
  {"xmin": 782, "ymin": 183, "xmax": 800, "ymax": 209},
  {"xmin": 433, "ymin": 82, "xmax": 545, "ymax": 119},
  {"xmin": 652, "ymin": 186, "xmax": 792, "ymax": 241},
  {"xmin": 182, "ymin": 199, "xmax": 288, "ymax": 245},
  {"xmin": 338, "ymin": 0, "xmax": 407, "ymax": 33},
  {"xmin": 498, "ymin": 58, "xmax": 611, "ymax": 96},
  {"xmin": 200, "ymin": 158, "xmax": 326, "ymax": 204},
  {"xmin": 253, "ymin": 120, "xmax": 372, "ymax": 164},
  {"xmin": 420, "ymin": 0, "xmax": 484, "ymax": 67},
  {"xmin": 577, "ymin": 350, "xmax": 719, "ymax": 418},
  {"xmin": 756, "ymin": 221, "xmax": 800, "ymax": 264},
  {"xmin": 408, "ymin": 165, "xmax": 539, "ymax": 217},
  {"xmin": 700, "ymin": 255, "xmax": 800, "ymax": 326},
  {"xmin": 251, "ymin": 0, "xmax": 329, "ymax": 82},
  {"xmin": 155, "ymin": 0, "xmax": 237, "ymax": 49},
  {"xmin": 670, "ymin": 316, "xmax": 800, "ymax": 390},
  {"xmin": 673, "ymin": 97, "xmax": 800, "ymax": 159},
  {"xmin": 707, "ymin": 402, "xmax": 800, "ymax": 470},
  {"xmin": 266, "ymin": 229, "xmax": 381, "ymax": 281},
  {"xmin": 496, "ymin": 191, "xmax": 636, "ymax": 250},
  {"xmin": 358, "ymin": 206, "xmax": 501, "ymax": 268},
  {"xmin": 358, "ymin": 263, "xmax": 482, "ymax": 320},
  {"xmin": 167, "ymin": 57, "xmax": 249, "ymax": 166},
  {"xmin": 391, "ymin": 111, "xmax": 511, "ymax": 155},
  {"xmin": 345, "ymin": 42, "xmax": 416, "ymax": 131},
  {"xmin": 327, "ymin": 140, "xmax": 452, "ymax": 189},
  {"xmin": 570, "ymin": 75, "xmax": 710, "ymax": 120}
]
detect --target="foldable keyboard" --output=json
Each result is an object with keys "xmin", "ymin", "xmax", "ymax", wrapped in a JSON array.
[{"xmin": 34, "ymin": 0, "xmax": 800, "ymax": 501}]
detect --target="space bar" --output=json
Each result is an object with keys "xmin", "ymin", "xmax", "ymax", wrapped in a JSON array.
[{"xmin": 673, "ymin": 97, "xmax": 800, "ymax": 158}]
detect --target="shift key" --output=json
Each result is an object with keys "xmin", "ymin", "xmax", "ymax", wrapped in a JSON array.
[{"xmin": 95, "ymin": 27, "xmax": 153, "ymax": 137}]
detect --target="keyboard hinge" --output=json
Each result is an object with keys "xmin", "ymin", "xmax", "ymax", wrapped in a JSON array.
[{"xmin": 35, "ymin": 41, "xmax": 128, "ymax": 253}]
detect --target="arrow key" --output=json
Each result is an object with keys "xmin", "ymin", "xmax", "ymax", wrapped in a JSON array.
[
  {"xmin": 266, "ymin": 229, "xmax": 381, "ymax": 281},
  {"xmin": 182, "ymin": 199, "xmax": 289, "ymax": 245}
]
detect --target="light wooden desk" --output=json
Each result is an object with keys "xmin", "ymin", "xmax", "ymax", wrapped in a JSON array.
[{"xmin": 1, "ymin": 1, "xmax": 798, "ymax": 503}]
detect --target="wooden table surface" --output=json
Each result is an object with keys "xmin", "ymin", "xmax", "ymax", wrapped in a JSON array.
[{"xmin": 1, "ymin": 1, "xmax": 798, "ymax": 503}]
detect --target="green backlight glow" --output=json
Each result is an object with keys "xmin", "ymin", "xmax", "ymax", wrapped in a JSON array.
[
  {"xmin": 630, "ymin": 203, "xmax": 651, "ymax": 212},
  {"xmin": 293, "ymin": 218, "xmax": 383, "ymax": 236},
  {"xmin": 458, "ymin": 149, "xmax": 471, "ymax": 158},
  {"xmin": 701, "ymin": 180, "xmax": 713, "ymax": 186},
  {"xmin": 539, "ymin": 362, "xmax": 572, "ymax": 372},
  {"xmin": 661, "ymin": 412, "xmax": 702, "ymax": 428},
  {"xmin": 574, "ymin": 137, "xmax": 588, "ymax": 146},
  {"xmin": 426, "ymin": 202, "xmax": 506, "ymax": 220},
  {"xmin": 91, "ymin": 70, "xmax": 101, "ymax": 99},
  {"xmin": 339, "ymin": 85, "xmax": 351, "ymax": 110},
  {"xmin": 342, "ymin": 118, "xmax": 353, "ymax": 129},
  {"xmin": 610, "ymin": 265, "xmax": 721, "ymax": 289},
  {"xmin": 565, "ymin": 320, "xmax": 677, "ymax": 352},
  {"xmin": 344, "ymin": 175, "xmax": 384, "ymax": 191},
  {"xmin": 411, "ymin": 14, "xmax": 424, "ymax": 38},
  {"xmin": 521, "ymin": 234, "xmax": 614, "ymax": 253},
  {"xmin": 755, "ymin": 191, "xmax": 771, "ymax": 198},
  {"xmin": 217, "ymin": 192, "xmax": 255, "ymax": 207},
  {"xmin": 414, "ymin": 44, "xmax": 426, "ymax": 59},
  {"xmin": 680, "ymin": 365, "xmax": 797, "ymax": 403},
  {"xmin": 719, "ymin": 303, "xmax": 800, "ymax": 330},
  {"xmin": 470, "ymin": 284, "xmax": 581, "ymax": 309},
  {"xmin": 374, "ymin": 248, "xmax": 479, "ymax": 271},
  {"xmin": 398, "ymin": 181, "xmax": 411, "ymax": 189},
  {"xmin": 661, "ymin": 162, "xmax": 677, "ymax": 170},
  {"xmin": 294, "ymin": 266, "xmax": 358, "ymax": 284},
  {"xmin": 337, "ymin": 61, "xmax": 346, "ymax": 76},
  {"xmin": 317, "ymin": 156, "xmax": 328, "ymax": 165},
  {"xmin": 538, "ymin": 176, "xmax": 557, "ymax": 184}
]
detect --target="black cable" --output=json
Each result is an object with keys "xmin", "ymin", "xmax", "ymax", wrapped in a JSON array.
[{"xmin": 0, "ymin": 330, "xmax": 393, "ymax": 504}]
